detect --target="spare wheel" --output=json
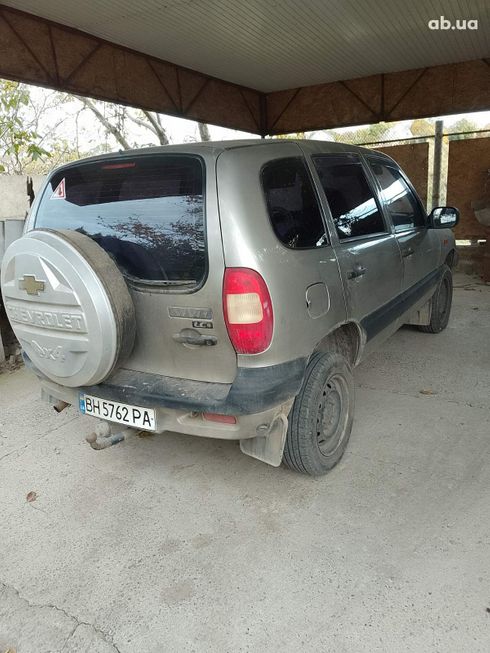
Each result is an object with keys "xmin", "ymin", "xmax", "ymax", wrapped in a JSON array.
[{"xmin": 0, "ymin": 229, "xmax": 136, "ymax": 387}]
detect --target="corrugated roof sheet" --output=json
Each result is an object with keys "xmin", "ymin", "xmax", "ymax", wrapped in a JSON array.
[{"xmin": 3, "ymin": 0, "xmax": 490, "ymax": 91}]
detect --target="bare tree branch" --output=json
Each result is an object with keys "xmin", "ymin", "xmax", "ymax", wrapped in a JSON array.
[
  {"xmin": 126, "ymin": 114, "xmax": 155, "ymax": 131},
  {"xmin": 141, "ymin": 110, "xmax": 169, "ymax": 145},
  {"xmin": 76, "ymin": 95, "xmax": 131, "ymax": 150},
  {"xmin": 126, "ymin": 109, "xmax": 169, "ymax": 145}
]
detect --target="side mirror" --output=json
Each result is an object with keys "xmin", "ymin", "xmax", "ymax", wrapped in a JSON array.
[{"xmin": 429, "ymin": 206, "xmax": 459, "ymax": 229}]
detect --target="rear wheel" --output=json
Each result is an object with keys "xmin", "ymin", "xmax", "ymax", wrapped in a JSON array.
[
  {"xmin": 419, "ymin": 265, "xmax": 453, "ymax": 334},
  {"xmin": 283, "ymin": 352, "xmax": 354, "ymax": 476}
]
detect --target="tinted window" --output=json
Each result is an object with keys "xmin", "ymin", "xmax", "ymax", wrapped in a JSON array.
[
  {"xmin": 314, "ymin": 156, "xmax": 386, "ymax": 239},
  {"xmin": 35, "ymin": 155, "xmax": 205, "ymax": 284},
  {"xmin": 369, "ymin": 160, "xmax": 426, "ymax": 232},
  {"xmin": 261, "ymin": 158, "xmax": 327, "ymax": 248}
]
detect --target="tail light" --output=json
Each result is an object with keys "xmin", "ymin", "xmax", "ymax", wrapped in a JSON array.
[{"xmin": 223, "ymin": 268, "xmax": 273, "ymax": 354}]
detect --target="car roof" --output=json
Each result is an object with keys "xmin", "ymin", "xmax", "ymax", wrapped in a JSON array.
[{"xmin": 49, "ymin": 138, "xmax": 394, "ymax": 172}]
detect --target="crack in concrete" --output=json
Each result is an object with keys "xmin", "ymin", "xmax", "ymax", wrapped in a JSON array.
[
  {"xmin": 0, "ymin": 580, "xmax": 121, "ymax": 653},
  {"xmin": 59, "ymin": 622, "xmax": 81, "ymax": 652},
  {"xmin": 0, "ymin": 415, "xmax": 79, "ymax": 464}
]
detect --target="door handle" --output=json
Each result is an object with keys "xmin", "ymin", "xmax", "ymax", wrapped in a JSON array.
[
  {"xmin": 402, "ymin": 247, "xmax": 414, "ymax": 258},
  {"xmin": 173, "ymin": 331, "xmax": 217, "ymax": 346},
  {"xmin": 347, "ymin": 264, "xmax": 367, "ymax": 279}
]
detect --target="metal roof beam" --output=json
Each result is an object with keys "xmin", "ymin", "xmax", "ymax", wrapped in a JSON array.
[
  {"xmin": 265, "ymin": 60, "xmax": 490, "ymax": 134},
  {"xmin": 0, "ymin": 4, "xmax": 263, "ymax": 133}
]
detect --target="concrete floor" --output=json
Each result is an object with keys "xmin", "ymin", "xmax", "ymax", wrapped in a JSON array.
[{"xmin": 0, "ymin": 273, "xmax": 489, "ymax": 653}]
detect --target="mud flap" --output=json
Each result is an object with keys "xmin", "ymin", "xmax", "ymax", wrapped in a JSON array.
[
  {"xmin": 407, "ymin": 296, "xmax": 432, "ymax": 326},
  {"xmin": 239, "ymin": 401, "xmax": 293, "ymax": 467}
]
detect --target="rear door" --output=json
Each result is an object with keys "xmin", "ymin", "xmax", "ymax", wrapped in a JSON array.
[
  {"xmin": 32, "ymin": 152, "xmax": 237, "ymax": 383},
  {"xmin": 311, "ymin": 153, "xmax": 404, "ymax": 345}
]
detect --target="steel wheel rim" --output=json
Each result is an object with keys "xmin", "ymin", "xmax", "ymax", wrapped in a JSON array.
[{"xmin": 316, "ymin": 373, "xmax": 349, "ymax": 457}]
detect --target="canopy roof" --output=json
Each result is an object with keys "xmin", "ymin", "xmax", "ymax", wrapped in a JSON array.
[{"xmin": 1, "ymin": 1, "xmax": 489, "ymax": 134}]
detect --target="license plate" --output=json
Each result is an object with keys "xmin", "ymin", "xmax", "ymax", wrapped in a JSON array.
[{"xmin": 79, "ymin": 394, "xmax": 156, "ymax": 431}]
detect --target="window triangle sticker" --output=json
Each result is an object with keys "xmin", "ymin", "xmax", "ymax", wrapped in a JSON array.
[{"xmin": 51, "ymin": 178, "xmax": 66, "ymax": 199}]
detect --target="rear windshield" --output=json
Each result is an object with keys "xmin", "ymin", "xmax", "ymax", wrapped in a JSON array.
[{"xmin": 35, "ymin": 155, "xmax": 205, "ymax": 284}]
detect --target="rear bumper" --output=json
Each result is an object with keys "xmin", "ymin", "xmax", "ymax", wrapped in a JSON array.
[{"xmin": 26, "ymin": 355, "xmax": 307, "ymax": 416}]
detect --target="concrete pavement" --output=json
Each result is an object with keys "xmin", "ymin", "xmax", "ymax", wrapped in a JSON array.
[{"xmin": 0, "ymin": 273, "xmax": 489, "ymax": 652}]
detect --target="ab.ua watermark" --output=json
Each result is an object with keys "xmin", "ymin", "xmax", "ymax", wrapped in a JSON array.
[{"xmin": 428, "ymin": 16, "xmax": 478, "ymax": 30}]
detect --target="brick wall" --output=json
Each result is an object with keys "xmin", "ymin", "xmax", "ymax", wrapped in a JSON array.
[
  {"xmin": 373, "ymin": 142, "xmax": 429, "ymax": 208},
  {"xmin": 446, "ymin": 137, "xmax": 490, "ymax": 241}
]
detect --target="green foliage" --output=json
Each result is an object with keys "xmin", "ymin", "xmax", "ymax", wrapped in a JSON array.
[
  {"xmin": 448, "ymin": 118, "xmax": 479, "ymax": 133},
  {"xmin": 447, "ymin": 118, "xmax": 480, "ymax": 140},
  {"xmin": 329, "ymin": 122, "xmax": 391, "ymax": 145},
  {"xmin": 275, "ymin": 132, "xmax": 306, "ymax": 140},
  {"xmin": 0, "ymin": 80, "xmax": 50, "ymax": 173},
  {"xmin": 410, "ymin": 118, "xmax": 434, "ymax": 137}
]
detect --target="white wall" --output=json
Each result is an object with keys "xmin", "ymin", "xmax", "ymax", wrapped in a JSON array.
[{"xmin": 0, "ymin": 174, "xmax": 45, "ymax": 219}]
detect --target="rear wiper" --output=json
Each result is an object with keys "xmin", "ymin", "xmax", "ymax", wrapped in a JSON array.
[
  {"xmin": 122, "ymin": 271, "xmax": 197, "ymax": 286},
  {"xmin": 128, "ymin": 278, "xmax": 197, "ymax": 286},
  {"xmin": 157, "ymin": 279, "xmax": 196, "ymax": 286}
]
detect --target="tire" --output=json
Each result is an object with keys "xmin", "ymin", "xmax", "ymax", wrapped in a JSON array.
[
  {"xmin": 283, "ymin": 351, "xmax": 355, "ymax": 476},
  {"xmin": 418, "ymin": 265, "xmax": 453, "ymax": 334},
  {"xmin": 1, "ymin": 229, "xmax": 135, "ymax": 387}
]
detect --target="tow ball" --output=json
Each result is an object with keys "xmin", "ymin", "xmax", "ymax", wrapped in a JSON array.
[{"xmin": 85, "ymin": 420, "xmax": 135, "ymax": 450}]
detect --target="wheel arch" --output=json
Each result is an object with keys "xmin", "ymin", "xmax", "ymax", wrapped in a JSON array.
[
  {"xmin": 445, "ymin": 248, "xmax": 458, "ymax": 269},
  {"xmin": 310, "ymin": 321, "xmax": 365, "ymax": 368}
]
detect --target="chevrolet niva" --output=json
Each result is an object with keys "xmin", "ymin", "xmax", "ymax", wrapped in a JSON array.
[{"xmin": 0, "ymin": 140, "xmax": 459, "ymax": 475}]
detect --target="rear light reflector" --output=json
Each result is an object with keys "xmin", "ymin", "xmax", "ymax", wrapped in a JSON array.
[
  {"xmin": 223, "ymin": 268, "xmax": 273, "ymax": 354},
  {"xmin": 203, "ymin": 413, "xmax": 237, "ymax": 424}
]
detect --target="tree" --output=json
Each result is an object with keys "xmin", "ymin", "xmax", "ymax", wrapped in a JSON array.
[
  {"xmin": 0, "ymin": 80, "xmax": 50, "ymax": 173},
  {"xmin": 322, "ymin": 122, "xmax": 391, "ymax": 145},
  {"xmin": 447, "ymin": 118, "xmax": 480, "ymax": 140},
  {"xmin": 198, "ymin": 122, "xmax": 211, "ymax": 141},
  {"xmin": 76, "ymin": 96, "xmax": 171, "ymax": 148},
  {"xmin": 0, "ymin": 80, "xmax": 214, "ymax": 173},
  {"xmin": 275, "ymin": 132, "xmax": 306, "ymax": 140},
  {"xmin": 410, "ymin": 118, "xmax": 434, "ymax": 137},
  {"xmin": 76, "ymin": 97, "xmax": 213, "ymax": 150}
]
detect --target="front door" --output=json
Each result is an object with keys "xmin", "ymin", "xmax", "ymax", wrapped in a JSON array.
[
  {"xmin": 310, "ymin": 153, "xmax": 403, "ymax": 348},
  {"xmin": 366, "ymin": 156, "xmax": 440, "ymax": 292}
]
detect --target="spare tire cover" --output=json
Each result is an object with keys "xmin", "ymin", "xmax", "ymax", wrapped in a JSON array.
[{"xmin": 1, "ymin": 229, "xmax": 136, "ymax": 387}]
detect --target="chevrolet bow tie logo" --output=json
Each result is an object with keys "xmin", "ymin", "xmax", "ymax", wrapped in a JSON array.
[{"xmin": 19, "ymin": 274, "xmax": 46, "ymax": 296}]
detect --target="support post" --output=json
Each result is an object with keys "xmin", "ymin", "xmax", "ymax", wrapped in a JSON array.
[{"xmin": 432, "ymin": 120, "xmax": 444, "ymax": 209}]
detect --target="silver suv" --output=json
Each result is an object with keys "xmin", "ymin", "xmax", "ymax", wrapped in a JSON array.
[{"xmin": 0, "ymin": 140, "xmax": 459, "ymax": 475}]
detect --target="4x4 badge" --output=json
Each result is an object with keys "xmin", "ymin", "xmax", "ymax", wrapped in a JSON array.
[{"xmin": 19, "ymin": 275, "xmax": 46, "ymax": 296}]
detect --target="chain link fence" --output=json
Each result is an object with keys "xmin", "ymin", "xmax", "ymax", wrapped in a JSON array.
[{"xmin": 311, "ymin": 120, "xmax": 490, "ymax": 211}]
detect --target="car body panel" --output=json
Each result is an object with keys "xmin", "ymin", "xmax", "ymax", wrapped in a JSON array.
[
  {"xmin": 216, "ymin": 141, "xmax": 348, "ymax": 368},
  {"xmin": 13, "ymin": 139, "xmax": 456, "ymax": 438}
]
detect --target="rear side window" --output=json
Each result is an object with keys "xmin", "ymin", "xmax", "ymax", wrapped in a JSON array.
[
  {"xmin": 261, "ymin": 158, "xmax": 327, "ymax": 248},
  {"xmin": 35, "ymin": 155, "xmax": 205, "ymax": 284},
  {"xmin": 369, "ymin": 160, "xmax": 426, "ymax": 232},
  {"xmin": 314, "ymin": 155, "xmax": 386, "ymax": 240}
]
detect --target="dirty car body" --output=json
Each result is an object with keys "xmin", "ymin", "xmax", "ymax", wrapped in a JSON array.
[{"xmin": 0, "ymin": 140, "xmax": 459, "ymax": 474}]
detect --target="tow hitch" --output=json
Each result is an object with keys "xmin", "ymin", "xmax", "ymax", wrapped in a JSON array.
[{"xmin": 85, "ymin": 420, "xmax": 136, "ymax": 450}]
